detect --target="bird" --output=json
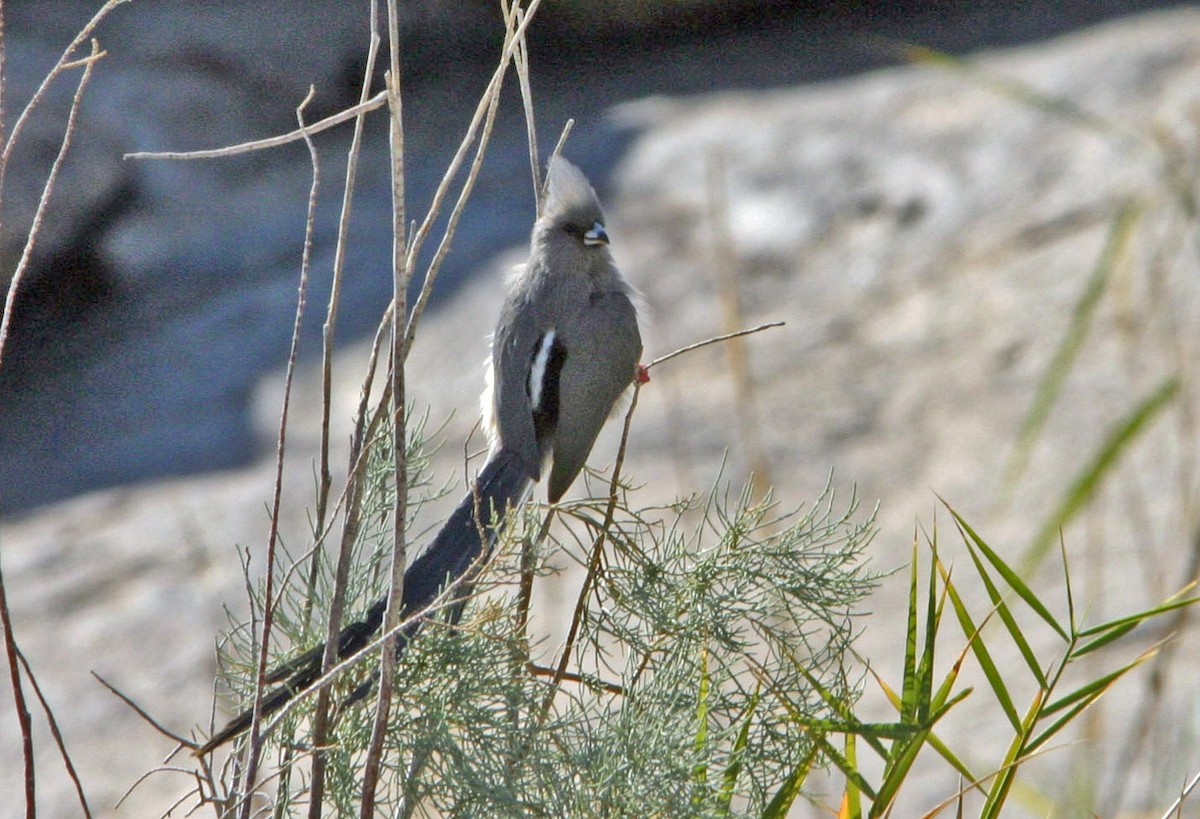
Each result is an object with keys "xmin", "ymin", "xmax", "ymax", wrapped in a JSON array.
[{"xmin": 197, "ymin": 156, "xmax": 643, "ymax": 755}]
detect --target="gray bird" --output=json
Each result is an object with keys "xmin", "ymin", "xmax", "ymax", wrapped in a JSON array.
[{"xmin": 198, "ymin": 156, "xmax": 642, "ymax": 754}]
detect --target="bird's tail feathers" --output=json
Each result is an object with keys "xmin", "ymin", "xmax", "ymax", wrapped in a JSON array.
[{"xmin": 196, "ymin": 448, "xmax": 533, "ymax": 756}]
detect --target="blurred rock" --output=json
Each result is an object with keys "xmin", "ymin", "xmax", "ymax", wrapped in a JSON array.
[{"xmin": 0, "ymin": 0, "xmax": 1182, "ymax": 513}]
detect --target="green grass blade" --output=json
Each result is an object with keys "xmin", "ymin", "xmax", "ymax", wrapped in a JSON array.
[
  {"xmin": 786, "ymin": 716, "xmax": 922, "ymax": 741},
  {"xmin": 760, "ymin": 742, "xmax": 822, "ymax": 819},
  {"xmin": 844, "ymin": 732, "xmax": 862, "ymax": 819},
  {"xmin": 1029, "ymin": 646, "xmax": 1160, "ymax": 756},
  {"xmin": 874, "ymin": 690, "xmax": 971, "ymax": 813},
  {"xmin": 960, "ymin": 536, "xmax": 1048, "ymax": 687},
  {"xmin": 946, "ymin": 503, "xmax": 1067, "ymax": 640},
  {"xmin": 717, "ymin": 683, "xmax": 759, "ymax": 816},
  {"xmin": 818, "ymin": 733, "xmax": 877, "ymax": 800},
  {"xmin": 1041, "ymin": 656, "xmax": 1151, "ymax": 718},
  {"xmin": 1069, "ymin": 620, "xmax": 1139, "ymax": 659},
  {"xmin": 904, "ymin": 45, "xmax": 1131, "ymax": 138},
  {"xmin": 982, "ymin": 690, "xmax": 1045, "ymax": 819},
  {"xmin": 865, "ymin": 662, "xmax": 980, "ymax": 790},
  {"xmin": 1021, "ymin": 377, "xmax": 1179, "ymax": 573},
  {"xmin": 692, "ymin": 646, "xmax": 710, "ymax": 801},
  {"xmin": 938, "ymin": 561, "xmax": 1021, "ymax": 732},
  {"xmin": 901, "ymin": 537, "xmax": 921, "ymax": 723},
  {"xmin": 917, "ymin": 537, "xmax": 942, "ymax": 723},
  {"xmin": 1075, "ymin": 594, "xmax": 1200, "ymax": 640},
  {"xmin": 1000, "ymin": 204, "xmax": 1140, "ymax": 494}
]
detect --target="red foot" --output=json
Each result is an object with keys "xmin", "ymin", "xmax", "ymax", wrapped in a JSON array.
[{"xmin": 635, "ymin": 364, "xmax": 651, "ymax": 384}]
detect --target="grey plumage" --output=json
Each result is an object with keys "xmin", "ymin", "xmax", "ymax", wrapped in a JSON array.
[
  {"xmin": 198, "ymin": 156, "xmax": 641, "ymax": 755},
  {"xmin": 487, "ymin": 155, "xmax": 642, "ymax": 500}
]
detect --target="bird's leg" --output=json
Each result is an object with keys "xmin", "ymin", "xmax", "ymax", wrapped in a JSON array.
[{"xmin": 635, "ymin": 363, "xmax": 650, "ymax": 384}]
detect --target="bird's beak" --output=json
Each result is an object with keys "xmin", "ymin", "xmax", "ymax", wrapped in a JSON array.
[{"xmin": 583, "ymin": 221, "xmax": 609, "ymax": 246}]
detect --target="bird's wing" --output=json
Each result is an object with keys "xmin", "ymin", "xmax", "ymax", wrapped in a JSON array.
[
  {"xmin": 547, "ymin": 289, "xmax": 642, "ymax": 503},
  {"xmin": 491, "ymin": 280, "xmax": 545, "ymax": 478}
]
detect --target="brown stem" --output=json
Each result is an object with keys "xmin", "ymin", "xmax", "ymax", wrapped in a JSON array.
[{"xmin": 238, "ymin": 85, "xmax": 320, "ymax": 819}]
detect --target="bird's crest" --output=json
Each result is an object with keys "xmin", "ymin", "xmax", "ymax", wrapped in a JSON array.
[{"xmin": 542, "ymin": 155, "xmax": 603, "ymax": 226}]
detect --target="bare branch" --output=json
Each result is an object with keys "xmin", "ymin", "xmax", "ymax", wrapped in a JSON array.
[
  {"xmin": 0, "ymin": 40, "xmax": 103, "ymax": 370},
  {"xmin": 92, "ymin": 672, "xmax": 195, "ymax": 751},
  {"xmin": 124, "ymin": 91, "xmax": 388, "ymax": 161},
  {"xmin": 235, "ymin": 85, "xmax": 321, "ymax": 819},
  {"xmin": 0, "ymin": 0, "xmax": 126, "ymax": 189},
  {"xmin": 18, "ymin": 650, "xmax": 89, "ymax": 817},
  {"xmin": 647, "ymin": 321, "xmax": 786, "ymax": 371}
]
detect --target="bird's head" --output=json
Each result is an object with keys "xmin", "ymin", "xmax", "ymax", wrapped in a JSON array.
[{"xmin": 536, "ymin": 156, "xmax": 610, "ymax": 260}]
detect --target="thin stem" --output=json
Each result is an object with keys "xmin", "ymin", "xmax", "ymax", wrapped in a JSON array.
[
  {"xmin": 92, "ymin": 672, "xmax": 194, "ymax": 749},
  {"xmin": 541, "ymin": 381, "xmax": 642, "ymax": 716},
  {"xmin": 0, "ymin": 0, "xmax": 126, "ymax": 189},
  {"xmin": 0, "ymin": 527, "xmax": 34, "ymax": 817},
  {"xmin": 647, "ymin": 321, "xmax": 785, "ymax": 372},
  {"xmin": 360, "ymin": 0, "xmax": 409, "ymax": 807},
  {"xmin": 124, "ymin": 92, "xmax": 388, "ymax": 162},
  {"xmin": 0, "ymin": 40, "xmax": 103, "ymax": 819},
  {"xmin": 0, "ymin": 41, "xmax": 103, "ymax": 369},
  {"xmin": 399, "ymin": 0, "xmax": 545, "ymax": 356},
  {"xmin": 509, "ymin": 1, "xmax": 541, "ymax": 204},
  {"xmin": 319, "ymin": 28, "xmax": 382, "ymax": 525},
  {"xmin": 236, "ymin": 85, "xmax": 320, "ymax": 819},
  {"xmin": 515, "ymin": 510, "xmax": 556, "ymax": 641}
]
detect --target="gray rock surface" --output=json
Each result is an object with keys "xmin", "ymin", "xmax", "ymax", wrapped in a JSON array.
[
  {"xmin": 5, "ymin": 5, "xmax": 1200, "ymax": 817},
  {"xmin": 0, "ymin": 0, "xmax": 1180, "ymax": 514}
]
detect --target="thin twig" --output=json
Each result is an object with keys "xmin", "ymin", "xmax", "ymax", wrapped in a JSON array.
[
  {"xmin": 540, "ymin": 381, "xmax": 642, "ymax": 717},
  {"xmin": 92, "ymin": 672, "xmax": 195, "ymax": 750},
  {"xmin": 0, "ymin": 0, "xmax": 126, "ymax": 193},
  {"xmin": 299, "ymin": 15, "xmax": 385, "ymax": 818},
  {"xmin": 306, "ymin": 406, "xmax": 369, "ymax": 817},
  {"xmin": 15, "ymin": 650, "xmax": 90, "ymax": 817},
  {"xmin": 1161, "ymin": 767, "xmax": 1200, "ymax": 819},
  {"xmin": 515, "ymin": 510, "xmax": 556, "ymax": 641},
  {"xmin": 0, "ymin": 40, "xmax": 104, "ymax": 819},
  {"xmin": 357, "ymin": 0, "xmax": 410, "ymax": 806},
  {"xmin": 235, "ymin": 86, "xmax": 320, "ymax": 819},
  {"xmin": 646, "ymin": 321, "xmax": 785, "ymax": 372},
  {"xmin": 124, "ymin": 91, "xmax": 388, "ymax": 161},
  {"xmin": 398, "ymin": 0, "xmax": 545, "ymax": 356},
  {"xmin": 525, "ymin": 662, "xmax": 624, "ymax": 695},
  {"xmin": 0, "ymin": 40, "xmax": 103, "ymax": 370},
  {"xmin": 360, "ymin": 0, "xmax": 410, "ymax": 808},
  {"xmin": 311, "ymin": 24, "xmax": 382, "ymax": 590},
  {"xmin": 114, "ymin": 766, "xmax": 199, "ymax": 813},
  {"xmin": 0, "ymin": 532, "xmax": 34, "ymax": 816},
  {"xmin": 509, "ymin": 1, "xmax": 540, "ymax": 204}
]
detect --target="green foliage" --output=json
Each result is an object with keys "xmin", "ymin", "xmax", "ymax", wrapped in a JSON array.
[
  {"xmin": 792, "ymin": 504, "xmax": 1197, "ymax": 818},
  {"xmin": 212, "ymin": 448, "xmax": 877, "ymax": 816}
]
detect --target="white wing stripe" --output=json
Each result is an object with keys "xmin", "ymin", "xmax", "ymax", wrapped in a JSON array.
[{"xmin": 528, "ymin": 327, "xmax": 557, "ymax": 412}]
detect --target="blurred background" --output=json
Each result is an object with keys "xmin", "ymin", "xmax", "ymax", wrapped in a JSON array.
[
  {"xmin": 3, "ymin": 1, "xmax": 1200, "ymax": 816},
  {"xmin": 0, "ymin": 0, "xmax": 1182, "ymax": 513}
]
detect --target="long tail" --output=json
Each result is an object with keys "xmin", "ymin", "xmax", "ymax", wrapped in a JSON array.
[{"xmin": 196, "ymin": 449, "xmax": 533, "ymax": 755}]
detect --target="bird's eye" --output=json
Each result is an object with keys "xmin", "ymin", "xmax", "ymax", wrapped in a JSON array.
[{"xmin": 561, "ymin": 223, "xmax": 583, "ymax": 238}]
